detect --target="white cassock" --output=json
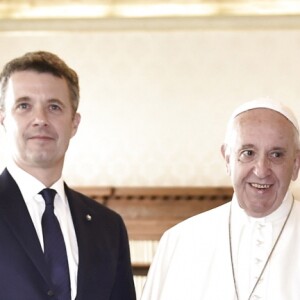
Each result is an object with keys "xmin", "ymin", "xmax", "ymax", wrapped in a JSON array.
[{"xmin": 141, "ymin": 191, "xmax": 300, "ymax": 300}]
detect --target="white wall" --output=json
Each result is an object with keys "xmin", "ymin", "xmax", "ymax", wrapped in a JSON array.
[{"xmin": 1, "ymin": 16, "xmax": 300, "ymax": 196}]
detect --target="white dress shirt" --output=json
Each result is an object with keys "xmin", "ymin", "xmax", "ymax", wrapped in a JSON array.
[{"xmin": 7, "ymin": 161, "xmax": 79, "ymax": 300}]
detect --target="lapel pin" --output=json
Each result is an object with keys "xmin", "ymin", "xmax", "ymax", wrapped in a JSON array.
[{"xmin": 86, "ymin": 214, "xmax": 92, "ymax": 221}]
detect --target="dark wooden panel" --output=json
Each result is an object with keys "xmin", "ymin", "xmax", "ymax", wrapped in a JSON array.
[{"xmin": 74, "ymin": 186, "xmax": 233, "ymax": 240}]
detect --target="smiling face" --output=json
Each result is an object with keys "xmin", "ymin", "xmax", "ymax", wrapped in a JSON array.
[
  {"xmin": 0, "ymin": 70, "xmax": 80, "ymax": 177},
  {"xmin": 222, "ymin": 108, "xmax": 300, "ymax": 217}
]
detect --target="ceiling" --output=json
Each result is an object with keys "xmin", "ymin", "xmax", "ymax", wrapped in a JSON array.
[{"xmin": 0, "ymin": 0, "xmax": 299, "ymax": 19}]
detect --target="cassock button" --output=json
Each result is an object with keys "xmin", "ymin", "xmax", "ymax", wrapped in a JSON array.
[
  {"xmin": 258, "ymin": 223, "xmax": 265, "ymax": 230},
  {"xmin": 255, "ymin": 258, "xmax": 262, "ymax": 265},
  {"xmin": 47, "ymin": 290, "xmax": 55, "ymax": 297},
  {"xmin": 256, "ymin": 239, "xmax": 263, "ymax": 246},
  {"xmin": 86, "ymin": 214, "xmax": 92, "ymax": 221}
]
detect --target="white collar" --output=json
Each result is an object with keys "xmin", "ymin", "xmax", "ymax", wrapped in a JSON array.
[{"xmin": 7, "ymin": 160, "xmax": 66, "ymax": 205}]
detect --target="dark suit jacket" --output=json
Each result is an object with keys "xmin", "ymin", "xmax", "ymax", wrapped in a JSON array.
[{"xmin": 0, "ymin": 168, "xmax": 136, "ymax": 300}]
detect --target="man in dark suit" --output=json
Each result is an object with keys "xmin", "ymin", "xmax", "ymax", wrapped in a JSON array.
[{"xmin": 0, "ymin": 51, "xmax": 136, "ymax": 300}]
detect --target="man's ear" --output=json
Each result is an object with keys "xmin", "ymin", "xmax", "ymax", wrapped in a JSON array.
[
  {"xmin": 292, "ymin": 149, "xmax": 300, "ymax": 181},
  {"xmin": 221, "ymin": 144, "xmax": 231, "ymax": 176},
  {"xmin": 0, "ymin": 109, "xmax": 5, "ymax": 126},
  {"xmin": 71, "ymin": 112, "xmax": 81, "ymax": 137}
]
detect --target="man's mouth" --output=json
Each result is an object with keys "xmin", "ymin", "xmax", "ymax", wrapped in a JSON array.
[
  {"xmin": 250, "ymin": 183, "xmax": 271, "ymax": 189},
  {"xmin": 29, "ymin": 135, "xmax": 53, "ymax": 140}
]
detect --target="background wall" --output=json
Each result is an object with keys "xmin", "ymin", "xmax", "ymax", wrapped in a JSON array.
[{"xmin": 1, "ymin": 16, "xmax": 300, "ymax": 196}]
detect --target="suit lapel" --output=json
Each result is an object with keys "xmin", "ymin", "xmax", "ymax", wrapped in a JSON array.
[
  {"xmin": 66, "ymin": 186, "xmax": 93, "ymax": 298},
  {"xmin": 66, "ymin": 185, "xmax": 105, "ymax": 299},
  {"xmin": 0, "ymin": 169, "xmax": 52, "ymax": 285}
]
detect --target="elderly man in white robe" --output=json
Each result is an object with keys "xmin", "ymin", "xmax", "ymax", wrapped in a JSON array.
[{"xmin": 141, "ymin": 99, "xmax": 300, "ymax": 300}]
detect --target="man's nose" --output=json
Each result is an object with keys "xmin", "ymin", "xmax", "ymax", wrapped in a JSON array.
[
  {"xmin": 253, "ymin": 155, "xmax": 271, "ymax": 178},
  {"xmin": 32, "ymin": 107, "xmax": 48, "ymax": 126}
]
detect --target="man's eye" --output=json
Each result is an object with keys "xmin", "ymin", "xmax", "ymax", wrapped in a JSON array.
[
  {"xmin": 242, "ymin": 150, "xmax": 254, "ymax": 157},
  {"xmin": 239, "ymin": 150, "xmax": 255, "ymax": 162},
  {"xmin": 270, "ymin": 152, "xmax": 283, "ymax": 159},
  {"xmin": 49, "ymin": 104, "xmax": 61, "ymax": 111},
  {"xmin": 17, "ymin": 103, "xmax": 29, "ymax": 110}
]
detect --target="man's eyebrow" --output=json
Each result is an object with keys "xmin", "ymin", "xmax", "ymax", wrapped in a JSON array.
[
  {"xmin": 239, "ymin": 144, "xmax": 255, "ymax": 149},
  {"xmin": 48, "ymin": 98, "xmax": 66, "ymax": 107},
  {"xmin": 15, "ymin": 96, "xmax": 31, "ymax": 102},
  {"xmin": 270, "ymin": 147, "xmax": 287, "ymax": 152}
]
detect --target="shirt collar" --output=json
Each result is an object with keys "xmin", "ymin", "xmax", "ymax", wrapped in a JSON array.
[{"xmin": 7, "ymin": 160, "xmax": 66, "ymax": 205}]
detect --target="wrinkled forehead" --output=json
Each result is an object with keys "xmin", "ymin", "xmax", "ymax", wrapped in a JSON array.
[
  {"xmin": 227, "ymin": 108, "xmax": 298, "ymax": 152},
  {"xmin": 234, "ymin": 108, "xmax": 296, "ymax": 134}
]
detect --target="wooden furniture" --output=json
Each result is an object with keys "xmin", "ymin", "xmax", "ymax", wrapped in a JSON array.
[{"xmin": 74, "ymin": 186, "xmax": 234, "ymax": 276}]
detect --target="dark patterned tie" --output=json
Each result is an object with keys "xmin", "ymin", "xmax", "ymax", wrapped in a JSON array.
[{"xmin": 40, "ymin": 188, "xmax": 71, "ymax": 300}]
